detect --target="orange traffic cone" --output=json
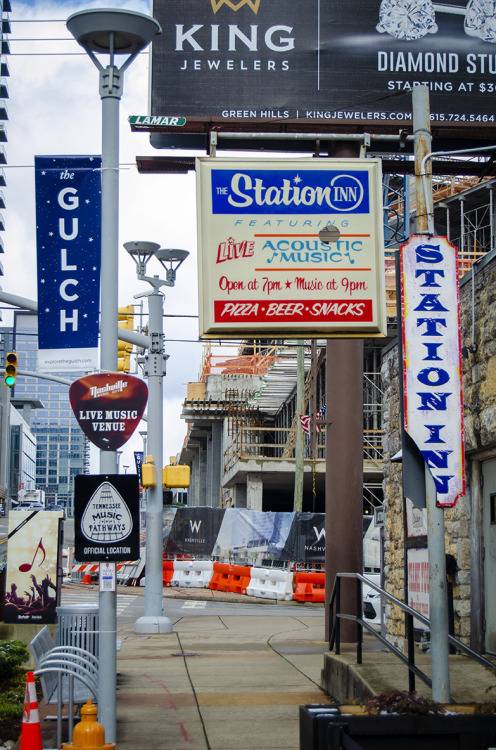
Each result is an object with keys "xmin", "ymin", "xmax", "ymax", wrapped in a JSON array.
[
  {"xmin": 82, "ymin": 573, "xmax": 92, "ymax": 585},
  {"xmin": 20, "ymin": 671, "xmax": 42, "ymax": 750}
]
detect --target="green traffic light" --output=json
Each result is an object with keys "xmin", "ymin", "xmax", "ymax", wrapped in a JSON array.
[{"xmin": 4, "ymin": 353, "xmax": 17, "ymax": 387}]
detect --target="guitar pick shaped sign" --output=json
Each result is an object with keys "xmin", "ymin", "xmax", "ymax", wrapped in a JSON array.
[{"xmin": 69, "ymin": 372, "xmax": 148, "ymax": 451}]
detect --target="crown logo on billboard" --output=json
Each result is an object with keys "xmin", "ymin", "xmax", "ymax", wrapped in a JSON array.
[{"xmin": 211, "ymin": 0, "xmax": 261, "ymax": 13}]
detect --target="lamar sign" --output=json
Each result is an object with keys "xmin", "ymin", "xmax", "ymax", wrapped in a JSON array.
[{"xmin": 197, "ymin": 157, "xmax": 386, "ymax": 337}]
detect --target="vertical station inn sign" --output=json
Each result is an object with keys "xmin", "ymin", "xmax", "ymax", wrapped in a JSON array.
[
  {"xmin": 401, "ymin": 235, "xmax": 465, "ymax": 507},
  {"xmin": 197, "ymin": 157, "xmax": 386, "ymax": 338}
]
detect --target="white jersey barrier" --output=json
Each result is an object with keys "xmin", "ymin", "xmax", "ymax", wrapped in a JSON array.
[
  {"xmin": 246, "ymin": 566, "xmax": 294, "ymax": 601},
  {"xmin": 171, "ymin": 560, "xmax": 214, "ymax": 588}
]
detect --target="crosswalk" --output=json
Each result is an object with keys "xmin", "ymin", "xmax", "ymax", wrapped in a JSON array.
[
  {"xmin": 181, "ymin": 600, "xmax": 207, "ymax": 609},
  {"xmin": 60, "ymin": 589, "xmax": 138, "ymax": 616}
]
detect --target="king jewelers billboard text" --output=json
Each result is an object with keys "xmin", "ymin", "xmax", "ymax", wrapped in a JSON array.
[
  {"xmin": 151, "ymin": 0, "xmax": 496, "ymax": 125},
  {"xmin": 197, "ymin": 157, "xmax": 387, "ymax": 338}
]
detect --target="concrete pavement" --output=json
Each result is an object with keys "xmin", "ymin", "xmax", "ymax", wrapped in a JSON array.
[
  {"xmin": 114, "ymin": 597, "xmax": 330, "ymax": 750},
  {"xmin": 30, "ymin": 585, "xmax": 496, "ymax": 750}
]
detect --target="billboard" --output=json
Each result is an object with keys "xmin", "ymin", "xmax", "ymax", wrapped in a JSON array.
[
  {"xmin": 400, "ymin": 235, "xmax": 465, "ymax": 507},
  {"xmin": 197, "ymin": 156, "xmax": 386, "ymax": 337},
  {"xmin": 151, "ymin": 0, "xmax": 496, "ymax": 128}
]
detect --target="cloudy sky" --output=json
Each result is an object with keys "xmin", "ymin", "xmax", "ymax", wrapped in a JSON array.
[{"xmin": 3, "ymin": 0, "xmax": 207, "ymax": 470}]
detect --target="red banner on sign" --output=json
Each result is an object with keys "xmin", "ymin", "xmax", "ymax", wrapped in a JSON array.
[{"xmin": 214, "ymin": 299, "xmax": 373, "ymax": 323}]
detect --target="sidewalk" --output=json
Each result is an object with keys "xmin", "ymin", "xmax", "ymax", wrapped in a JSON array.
[
  {"xmin": 32, "ymin": 585, "xmax": 496, "ymax": 750},
  {"xmin": 114, "ymin": 589, "xmax": 330, "ymax": 750}
]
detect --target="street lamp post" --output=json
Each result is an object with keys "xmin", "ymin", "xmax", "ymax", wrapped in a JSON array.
[
  {"xmin": 66, "ymin": 9, "xmax": 161, "ymax": 741},
  {"xmin": 125, "ymin": 241, "xmax": 188, "ymax": 634}
]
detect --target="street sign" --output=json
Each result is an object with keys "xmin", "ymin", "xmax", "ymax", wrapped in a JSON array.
[
  {"xmin": 400, "ymin": 235, "xmax": 465, "ymax": 507},
  {"xmin": 129, "ymin": 115, "xmax": 186, "ymax": 127},
  {"xmin": 69, "ymin": 372, "xmax": 148, "ymax": 451},
  {"xmin": 74, "ymin": 474, "xmax": 140, "ymax": 562}
]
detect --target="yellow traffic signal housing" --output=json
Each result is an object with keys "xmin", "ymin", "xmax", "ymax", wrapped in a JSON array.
[
  {"xmin": 141, "ymin": 455, "xmax": 157, "ymax": 488},
  {"xmin": 163, "ymin": 464, "xmax": 191, "ymax": 488},
  {"xmin": 118, "ymin": 305, "xmax": 134, "ymax": 373},
  {"xmin": 4, "ymin": 352, "xmax": 18, "ymax": 387}
]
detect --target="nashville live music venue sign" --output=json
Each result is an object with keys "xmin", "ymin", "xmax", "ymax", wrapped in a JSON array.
[
  {"xmin": 197, "ymin": 156, "xmax": 387, "ymax": 338},
  {"xmin": 401, "ymin": 235, "xmax": 465, "ymax": 507},
  {"xmin": 151, "ymin": 0, "xmax": 496, "ymax": 128},
  {"xmin": 69, "ymin": 372, "xmax": 148, "ymax": 452}
]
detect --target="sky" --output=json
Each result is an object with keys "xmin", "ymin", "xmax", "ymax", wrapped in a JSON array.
[{"xmin": 2, "ymin": 0, "xmax": 208, "ymax": 473}]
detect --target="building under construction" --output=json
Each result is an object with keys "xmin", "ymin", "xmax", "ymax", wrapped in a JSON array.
[{"xmin": 178, "ymin": 173, "xmax": 496, "ymax": 518}]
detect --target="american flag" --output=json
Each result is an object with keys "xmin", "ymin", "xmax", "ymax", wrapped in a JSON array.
[
  {"xmin": 299, "ymin": 404, "xmax": 326, "ymax": 435},
  {"xmin": 299, "ymin": 415, "xmax": 312, "ymax": 435},
  {"xmin": 316, "ymin": 404, "xmax": 326, "ymax": 433}
]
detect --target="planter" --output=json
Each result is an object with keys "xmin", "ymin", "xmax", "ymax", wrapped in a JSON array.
[{"xmin": 299, "ymin": 704, "xmax": 496, "ymax": 750}]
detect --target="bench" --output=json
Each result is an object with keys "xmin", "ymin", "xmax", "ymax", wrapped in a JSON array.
[{"xmin": 29, "ymin": 626, "xmax": 98, "ymax": 746}]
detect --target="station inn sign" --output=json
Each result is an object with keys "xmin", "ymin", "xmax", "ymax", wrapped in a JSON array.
[
  {"xmin": 400, "ymin": 235, "xmax": 465, "ymax": 507},
  {"xmin": 197, "ymin": 157, "xmax": 387, "ymax": 338}
]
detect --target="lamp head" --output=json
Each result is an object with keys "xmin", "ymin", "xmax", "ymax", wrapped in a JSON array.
[
  {"xmin": 124, "ymin": 241, "xmax": 161, "ymax": 276},
  {"xmin": 154, "ymin": 248, "xmax": 189, "ymax": 284},
  {"xmin": 67, "ymin": 9, "xmax": 161, "ymax": 68}
]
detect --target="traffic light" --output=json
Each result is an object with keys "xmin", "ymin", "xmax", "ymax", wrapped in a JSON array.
[
  {"xmin": 118, "ymin": 305, "xmax": 134, "ymax": 373},
  {"xmin": 4, "ymin": 352, "xmax": 18, "ymax": 388}
]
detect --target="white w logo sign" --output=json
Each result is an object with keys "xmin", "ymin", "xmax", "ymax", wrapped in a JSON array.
[
  {"xmin": 313, "ymin": 526, "xmax": 326, "ymax": 543},
  {"xmin": 189, "ymin": 520, "xmax": 202, "ymax": 534}
]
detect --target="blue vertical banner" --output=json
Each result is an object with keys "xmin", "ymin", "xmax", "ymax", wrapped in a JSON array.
[
  {"xmin": 134, "ymin": 451, "xmax": 144, "ymax": 483},
  {"xmin": 35, "ymin": 156, "xmax": 102, "ymax": 372}
]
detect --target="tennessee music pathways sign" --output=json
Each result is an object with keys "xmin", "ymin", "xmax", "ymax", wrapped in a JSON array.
[
  {"xmin": 197, "ymin": 157, "xmax": 386, "ymax": 338},
  {"xmin": 74, "ymin": 475, "xmax": 140, "ymax": 562},
  {"xmin": 400, "ymin": 235, "xmax": 465, "ymax": 507},
  {"xmin": 69, "ymin": 372, "xmax": 148, "ymax": 452},
  {"xmin": 151, "ymin": 0, "xmax": 496, "ymax": 127},
  {"xmin": 35, "ymin": 156, "xmax": 101, "ymax": 372}
]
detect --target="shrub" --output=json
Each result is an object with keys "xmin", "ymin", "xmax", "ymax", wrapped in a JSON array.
[
  {"xmin": 0, "ymin": 640, "xmax": 29, "ymax": 681},
  {"xmin": 0, "ymin": 672, "xmax": 25, "ymax": 721},
  {"xmin": 0, "ymin": 640, "xmax": 30, "ymax": 739}
]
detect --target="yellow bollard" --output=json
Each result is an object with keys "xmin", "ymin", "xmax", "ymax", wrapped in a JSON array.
[{"xmin": 61, "ymin": 700, "xmax": 116, "ymax": 750}]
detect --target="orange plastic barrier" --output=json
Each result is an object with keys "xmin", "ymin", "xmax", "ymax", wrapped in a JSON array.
[
  {"xmin": 293, "ymin": 571, "xmax": 325, "ymax": 602},
  {"xmin": 227, "ymin": 564, "xmax": 251, "ymax": 595},
  {"xmin": 163, "ymin": 560, "xmax": 174, "ymax": 587},
  {"xmin": 209, "ymin": 562, "xmax": 231, "ymax": 592},
  {"xmin": 209, "ymin": 563, "xmax": 251, "ymax": 594}
]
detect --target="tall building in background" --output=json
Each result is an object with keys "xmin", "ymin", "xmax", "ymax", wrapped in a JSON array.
[
  {"xmin": 9, "ymin": 402, "xmax": 36, "ymax": 502},
  {"xmin": 0, "ymin": 312, "xmax": 90, "ymax": 513},
  {"xmin": 0, "ymin": 0, "xmax": 9, "ymax": 303}
]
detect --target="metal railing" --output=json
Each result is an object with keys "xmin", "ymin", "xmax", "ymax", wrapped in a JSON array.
[
  {"xmin": 224, "ymin": 427, "xmax": 382, "ymax": 472},
  {"xmin": 329, "ymin": 572, "xmax": 495, "ymax": 694}
]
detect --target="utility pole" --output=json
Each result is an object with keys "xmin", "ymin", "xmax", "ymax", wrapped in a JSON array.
[
  {"xmin": 294, "ymin": 341, "xmax": 305, "ymax": 512},
  {"xmin": 0, "ymin": 385, "xmax": 10, "ymax": 508},
  {"xmin": 325, "ymin": 140, "xmax": 364, "ymax": 642}
]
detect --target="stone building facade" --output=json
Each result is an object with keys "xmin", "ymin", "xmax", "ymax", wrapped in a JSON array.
[{"xmin": 382, "ymin": 246, "xmax": 496, "ymax": 654}]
